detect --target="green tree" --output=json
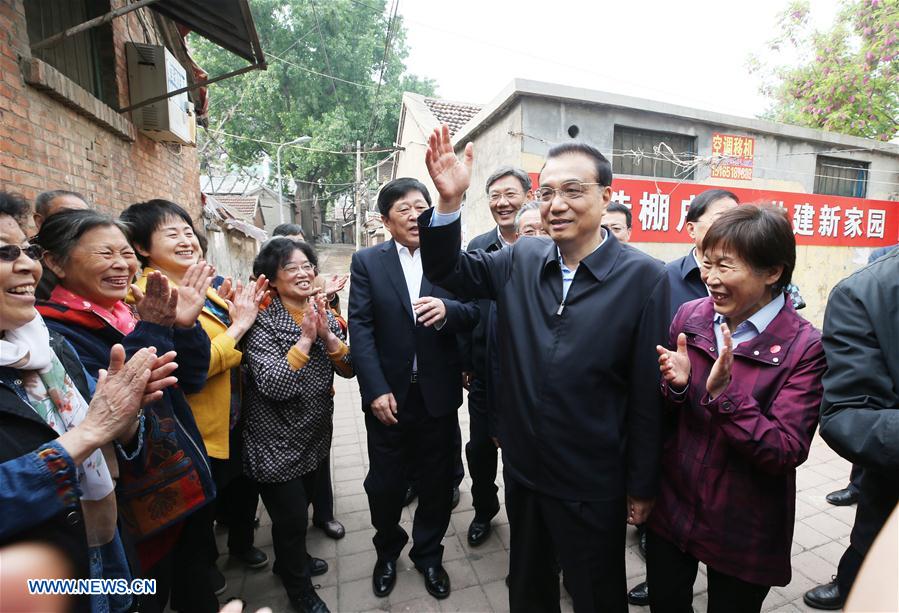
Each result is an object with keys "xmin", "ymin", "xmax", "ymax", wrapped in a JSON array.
[
  {"xmin": 749, "ymin": 0, "xmax": 898, "ymax": 141},
  {"xmin": 191, "ymin": 0, "xmax": 435, "ymax": 190}
]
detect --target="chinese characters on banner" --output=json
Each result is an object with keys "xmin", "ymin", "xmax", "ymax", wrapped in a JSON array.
[
  {"xmin": 710, "ymin": 133, "xmax": 755, "ymax": 181},
  {"xmin": 606, "ymin": 178, "xmax": 897, "ymax": 247}
]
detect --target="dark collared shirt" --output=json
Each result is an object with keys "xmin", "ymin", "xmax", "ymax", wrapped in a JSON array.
[{"xmin": 664, "ymin": 249, "xmax": 707, "ymax": 322}]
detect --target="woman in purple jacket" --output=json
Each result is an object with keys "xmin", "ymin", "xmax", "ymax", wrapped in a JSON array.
[{"xmin": 647, "ymin": 205, "xmax": 826, "ymax": 613}]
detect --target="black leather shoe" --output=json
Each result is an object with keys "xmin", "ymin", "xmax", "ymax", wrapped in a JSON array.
[
  {"xmin": 419, "ymin": 565, "xmax": 450, "ymax": 599},
  {"xmin": 451, "ymin": 487, "xmax": 461, "ymax": 510},
  {"xmin": 372, "ymin": 560, "xmax": 397, "ymax": 597},
  {"xmin": 309, "ymin": 557, "xmax": 329, "ymax": 577},
  {"xmin": 467, "ymin": 519, "xmax": 492, "ymax": 546},
  {"xmin": 314, "ymin": 519, "xmax": 346, "ymax": 540},
  {"xmin": 804, "ymin": 577, "xmax": 845, "ymax": 610},
  {"xmin": 825, "ymin": 487, "xmax": 859, "ymax": 506},
  {"xmin": 628, "ymin": 581, "xmax": 649, "ymax": 606},
  {"xmin": 232, "ymin": 546, "xmax": 269, "ymax": 569},
  {"xmin": 291, "ymin": 589, "xmax": 330, "ymax": 613},
  {"xmin": 403, "ymin": 485, "xmax": 418, "ymax": 506}
]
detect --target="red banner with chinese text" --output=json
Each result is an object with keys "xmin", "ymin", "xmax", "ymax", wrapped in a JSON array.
[
  {"xmin": 527, "ymin": 174, "xmax": 898, "ymax": 246},
  {"xmin": 608, "ymin": 178, "xmax": 898, "ymax": 246}
]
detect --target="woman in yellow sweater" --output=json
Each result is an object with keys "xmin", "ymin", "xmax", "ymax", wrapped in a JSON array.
[{"xmin": 121, "ymin": 199, "xmax": 270, "ymax": 595}]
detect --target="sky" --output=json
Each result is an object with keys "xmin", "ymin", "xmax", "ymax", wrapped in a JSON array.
[{"xmin": 397, "ymin": 0, "xmax": 843, "ymax": 121}]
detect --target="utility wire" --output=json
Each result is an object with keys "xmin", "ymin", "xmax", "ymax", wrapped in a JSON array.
[
  {"xmin": 309, "ymin": 0, "xmax": 340, "ymax": 102},
  {"xmin": 364, "ymin": 0, "xmax": 399, "ymax": 147}
]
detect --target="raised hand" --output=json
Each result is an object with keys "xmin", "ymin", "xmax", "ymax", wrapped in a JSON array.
[
  {"xmin": 216, "ymin": 277, "xmax": 235, "ymax": 303},
  {"xmin": 706, "ymin": 323, "xmax": 734, "ymax": 399},
  {"xmin": 132, "ymin": 271, "xmax": 177, "ymax": 328},
  {"xmin": 313, "ymin": 293, "xmax": 331, "ymax": 338},
  {"xmin": 225, "ymin": 275, "xmax": 269, "ymax": 341},
  {"xmin": 85, "ymin": 345, "xmax": 157, "ymax": 445},
  {"xmin": 657, "ymin": 333, "xmax": 691, "ymax": 389},
  {"xmin": 424, "ymin": 123, "xmax": 474, "ymax": 211},
  {"xmin": 174, "ymin": 262, "xmax": 214, "ymax": 328},
  {"xmin": 322, "ymin": 273, "xmax": 348, "ymax": 298}
]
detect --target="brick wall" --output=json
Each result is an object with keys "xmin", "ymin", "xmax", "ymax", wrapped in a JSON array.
[{"xmin": 0, "ymin": 0, "xmax": 201, "ymax": 233}]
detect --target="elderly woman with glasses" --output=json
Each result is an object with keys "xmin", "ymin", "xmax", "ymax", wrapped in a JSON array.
[
  {"xmin": 0, "ymin": 193, "xmax": 175, "ymax": 613},
  {"xmin": 34, "ymin": 208, "xmax": 217, "ymax": 613},
  {"xmin": 646, "ymin": 205, "xmax": 826, "ymax": 613},
  {"xmin": 242, "ymin": 238, "xmax": 353, "ymax": 613}
]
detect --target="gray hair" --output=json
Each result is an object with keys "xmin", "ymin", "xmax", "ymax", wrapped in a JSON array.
[
  {"xmin": 485, "ymin": 166, "xmax": 532, "ymax": 194},
  {"xmin": 34, "ymin": 209, "xmax": 131, "ymax": 267},
  {"xmin": 35, "ymin": 190, "xmax": 87, "ymax": 217},
  {"xmin": 514, "ymin": 201, "xmax": 541, "ymax": 232}
]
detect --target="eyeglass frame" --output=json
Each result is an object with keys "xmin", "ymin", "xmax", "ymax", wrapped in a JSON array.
[
  {"xmin": 535, "ymin": 180, "xmax": 604, "ymax": 203},
  {"xmin": 280, "ymin": 262, "xmax": 317, "ymax": 275},
  {"xmin": 487, "ymin": 189, "xmax": 526, "ymax": 204},
  {"xmin": 0, "ymin": 244, "xmax": 45, "ymax": 262}
]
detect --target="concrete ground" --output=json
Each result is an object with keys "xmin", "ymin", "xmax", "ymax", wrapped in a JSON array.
[{"xmin": 214, "ymin": 373, "xmax": 855, "ymax": 613}]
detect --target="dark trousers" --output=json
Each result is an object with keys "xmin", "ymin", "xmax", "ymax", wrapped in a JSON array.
[
  {"xmin": 311, "ymin": 456, "xmax": 335, "ymax": 524},
  {"xmin": 257, "ymin": 469, "xmax": 319, "ymax": 601},
  {"xmin": 364, "ymin": 383, "xmax": 456, "ymax": 568},
  {"xmin": 214, "ymin": 469, "xmax": 259, "ymax": 554},
  {"xmin": 836, "ymin": 470, "xmax": 899, "ymax": 595},
  {"xmin": 646, "ymin": 529, "xmax": 770, "ymax": 613},
  {"xmin": 465, "ymin": 379, "xmax": 499, "ymax": 520},
  {"xmin": 144, "ymin": 503, "xmax": 220, "ymax": 613},
  {"xmin": 847, "ymin": 463, "xmax": 864, "ymax": 494},
  {"xmin": 505, "ymin": 473, "xmax": 627, "ymax": 613}
]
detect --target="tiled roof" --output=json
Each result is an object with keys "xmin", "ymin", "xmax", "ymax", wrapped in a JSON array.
[
  {"xmin": 213, "ymin": 194, "xmax": 259, "ymax": 220},
  {"xmin": 423, "ymin": 98, "xmax": 483, "ymax": 135}
]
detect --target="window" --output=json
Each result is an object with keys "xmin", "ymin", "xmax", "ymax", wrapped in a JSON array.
[
  {"xmin": 613, "ymin": 126, "xmax": 697, "ymax": 180},
  {"xmin": 25, "ymin": 0, "xmax": 117, "ymax": 108},
  {"xmin": 814, "ymin": 156, "xmax": 869, "ymax": 198}
]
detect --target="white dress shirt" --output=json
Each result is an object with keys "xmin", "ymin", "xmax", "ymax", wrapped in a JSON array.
[{"xmin": 396, "ymin": 241, "xmax": 422, "ymax": 371}]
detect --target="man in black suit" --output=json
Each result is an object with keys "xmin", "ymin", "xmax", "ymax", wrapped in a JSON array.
[
  {"xmin": 462, "ymin": 166, "xmax": 533, "ymax": 547},
  {"xmin": 349, "ymin": 177, "xmax": 479, "ymax": 601},
  {"xmin": 419, "ymin": 125, "xmax": 669, "ymax": 612}
]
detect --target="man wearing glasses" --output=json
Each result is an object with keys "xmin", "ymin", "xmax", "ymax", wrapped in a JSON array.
[
  {"xmin": 419, "ymin": 125, "xmax": 670, "ymax": 612},
  {"xmin": 461, "ymin": 166, "xmax": 533, "ymax": 549}
]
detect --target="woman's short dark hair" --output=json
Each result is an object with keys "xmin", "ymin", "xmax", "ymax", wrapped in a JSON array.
[
  {"xmin": 254, "ymin": 238, "xmax": 319, "ymax": 282},
  {"xmin": 272, "ymin": 223, "xmax": 305, "ymax": 239},
  {"xmin": 120, "ymin": 199, "xmax": 196, "ymax": 266},
  {"xmin": 542, "ymin": 142, "xmax": 613, "ymax": 187},
  {"xmin": 377, "ymin": 178, "xmax": 432, "ymax": 217},
  {"xmin": 35, "ymin": 209, "xmax": 131, "ymax": 267},
  {"xmin": 701, "ymin": 204, "xmax": 795, "ymax": 293},
  {"xmin": 685, "ymin": 189, "xmax": 739, "ymax": 224},
  {"xmin": 0, "ymin": 191, "xmax": 30, "ymax": 224}
]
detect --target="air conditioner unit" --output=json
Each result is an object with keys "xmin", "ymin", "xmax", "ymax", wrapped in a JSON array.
[{"xmin": 126, "ymin": 43, "xmax": 195, "ymax": 146}]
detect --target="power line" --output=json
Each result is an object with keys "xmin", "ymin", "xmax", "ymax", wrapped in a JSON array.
[
  {"xmin": 264, "ymin": 51, "xmax": 375, "ymax": 89},
  {"xmin": 206, "ymin": 128, "xmax": 401, "ymax": 155},
  {"xmin": 364, "ymin": 0, "xmax": 400, "ymax": 147},
  {"xmin": 309, "ymin": 0, "xmax": 340, "ymax": 102}
]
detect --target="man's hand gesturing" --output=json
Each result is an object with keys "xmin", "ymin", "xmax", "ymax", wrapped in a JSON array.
[{"xmin": 425, "ymin": 124, "xmax": 473, "ymax": 213}]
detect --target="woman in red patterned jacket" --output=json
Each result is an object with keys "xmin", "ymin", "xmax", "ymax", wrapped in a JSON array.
[{"xmin": 647, "ymin": 205, "xmax": 826, "ymax": 613}]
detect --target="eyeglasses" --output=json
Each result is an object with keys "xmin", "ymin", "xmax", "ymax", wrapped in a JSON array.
[
  {"xmin": 0, "ymin": 244, "xmax": 44, "ymax": 262},
  {"xmin": 488, "ymin": 190, "xmax": 524, "ymax": 204},
  {"xmin": 535, "ymin": 181, "xmax": 602, "ymax": 203},
  {"xmin": 281, "ymin": 263, "xmax": 316, "ymax": 275}
]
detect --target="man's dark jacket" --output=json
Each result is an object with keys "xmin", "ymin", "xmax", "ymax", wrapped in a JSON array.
[
  {"xmin": 819, "ymin": 249, "xmax": 899, "ymax": 552},
  {"xmin": 664, "ymin": 250, "xmax": 706, "ymax": 323},
  {"xmin": 348, "ymin": 239, "xmax": 479, "ymax": 416},
  {"xmin": 461, "ymin": 227, "xmax": 503, "ymax": 376},
  {"xmin": 419, "ymin": 210, "xmax": 670, "ymax": 501}
]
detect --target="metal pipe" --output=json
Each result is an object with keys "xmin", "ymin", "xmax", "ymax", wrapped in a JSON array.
[
  {"xmin": 31, "ymin": 0, "xmax": 162, "ymax": 51},
  {"xmin": 118, "ymin": 62, "xmax": 263, "ymax": 113}
]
